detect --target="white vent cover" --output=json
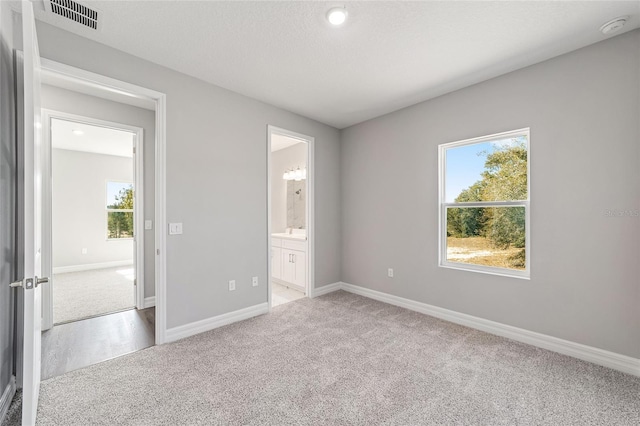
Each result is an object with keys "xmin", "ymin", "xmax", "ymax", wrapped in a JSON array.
[{"xmin": 44, "ymin": 0, "xmax": 102, "ymax": 31}]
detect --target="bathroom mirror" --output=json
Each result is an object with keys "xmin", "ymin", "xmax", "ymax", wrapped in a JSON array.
[{"xmin": 286, "ymin": 180, "xmax": 306, "ymax": 229}]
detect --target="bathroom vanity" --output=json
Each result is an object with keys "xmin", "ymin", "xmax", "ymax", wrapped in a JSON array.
[{"xmin": 271, "ymin": 233, "xmax": 307, "ymax": 293}]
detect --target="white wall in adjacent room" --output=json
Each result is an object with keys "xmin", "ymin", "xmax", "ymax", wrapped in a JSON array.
[{"xmin": 52, "ymin": 148, "xmax": 134, "ymax": 270}]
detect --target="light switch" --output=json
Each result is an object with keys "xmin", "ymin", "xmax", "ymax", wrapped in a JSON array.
[
  {"xmin": 168, "ymin": 223, "xmax": 183, "ymax": 235},
  {"xmin": 145, "ymin": 220, "xmax": 153, "ymax": 230}
]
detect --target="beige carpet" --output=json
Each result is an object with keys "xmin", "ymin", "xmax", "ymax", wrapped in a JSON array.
[
  {"xmin": 4, "ymin": 290, "xmax": 635, "ymax": 425},
  {"xmin": 53, "ymin": 266, "xmax": 135, "ymax": 324}
]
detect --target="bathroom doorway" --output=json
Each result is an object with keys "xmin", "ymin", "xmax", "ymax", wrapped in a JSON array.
[{"xmin": 267, "ymin": 126, "xmax": 314, "ymax": 309}]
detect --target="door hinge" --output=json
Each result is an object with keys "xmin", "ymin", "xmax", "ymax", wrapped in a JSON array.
[
  {"xmin": 134, "ymin": 278, "xmax": 137, "ymax": 286},
  {"xmin": 133, "ymin": 146, "xmax": 136, "ymax": 154}
]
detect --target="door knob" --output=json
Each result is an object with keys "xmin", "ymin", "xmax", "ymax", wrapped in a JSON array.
[{"xmin": 8, "ymin": 276, "xmax": 48, "ymax": 289}]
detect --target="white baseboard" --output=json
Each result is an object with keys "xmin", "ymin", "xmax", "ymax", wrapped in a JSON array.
[
  {"xmin": 143, "ymin": 296, "xmax": 156, "ymax": 309},
  {"xmin": 166, "ymin": 303, "xmax": 269, "ymax": 343},
  {"xmin": 311, "ymin": 282, "xmax": 342, "ymax": 298},
  {"xmin": 53, "ymin": 260, "xmax": 133, "ymax": 274},
  {"xmin": 340, "ymin": 282, "xmax": 640, "ymax": 377},
  {"xmin": 0, "ymin": 376, "xmax": 16, "ymax": 425}
]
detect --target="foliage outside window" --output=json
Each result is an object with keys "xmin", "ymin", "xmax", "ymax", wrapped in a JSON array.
[
  {"xmin": 439, "ymin": 129, "xmax": 530, "ymax": 278},
  {"xmin": 107, "ymin": 182, "xmax": 134, "ymax": 239}
]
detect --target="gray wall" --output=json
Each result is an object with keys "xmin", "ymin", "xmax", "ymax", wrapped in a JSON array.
[
  {"xmin": 41, "ymin": 84, "xmax": 156, "ymax": 298},
  {"xmin": 0, "ymin": 0, "xmax": 16, "ymax": 404},
  {"xmin": 35, "ymin": 22, "xmax": 342, "ymax": 329},
  {"xmin": 271, "ymin": 143, "xmax": 306, "ymax": 233},
  {"xmin": 340, "ymin": 30, "xmax": 640, "ymax": 358},
  {"xmin": 52, "ymin": 149, "xmax": 133, "ymax": 269}
]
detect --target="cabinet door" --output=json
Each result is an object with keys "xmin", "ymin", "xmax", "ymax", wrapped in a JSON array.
[
  {"xmin": 281, "ymin": 248, "xmax": 294, "ymax": 283},
  {"xmin": 271, "ymin": 246, "xmax": 282, "ymax": 279},
  {"xmin": 290, "ymin": 250, "xmax": 306, "ymax": 289}
]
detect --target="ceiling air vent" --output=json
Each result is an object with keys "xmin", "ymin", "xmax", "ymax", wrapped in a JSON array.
[{"xmin": 44, "ymin": 0, "xmax": 102, "ymax": 31}]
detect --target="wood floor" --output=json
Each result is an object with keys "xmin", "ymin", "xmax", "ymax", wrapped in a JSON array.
[{"xmin": 41, "ymin": 308, "xmax": 155, "ymax": 380}]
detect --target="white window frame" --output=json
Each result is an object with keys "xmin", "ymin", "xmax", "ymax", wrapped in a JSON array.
[
  {"xmin": 438, "ymin": 128, "xmax": 530, "ymax": 279},
  {"xmin": 106, "ymin": 180, "xmax": 134, "ymax": 241}
]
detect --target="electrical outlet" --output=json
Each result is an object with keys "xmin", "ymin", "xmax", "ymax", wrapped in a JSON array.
[
  {"xmin": 388, "ymin": 268, "xmax": 394, "ymax": 278},
  {"xmin": 252, "ymin": 276, "xmax": 259, "ymax": 287},
  {"xmin": 81, "ymin": 248, "xmax": 88, "ymax": 255},
  {"xmin": 228, "ymin": 280, "xmax": 236, "ymax": 291}
]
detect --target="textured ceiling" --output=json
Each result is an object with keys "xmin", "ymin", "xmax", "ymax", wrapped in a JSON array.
[
  {"xmin": 34, "ymin": 1, "xmax": 640, "ymax": 129},
  {"xmin": 52, "ymin": 118, "xmax": 134, "ymax": 158}
]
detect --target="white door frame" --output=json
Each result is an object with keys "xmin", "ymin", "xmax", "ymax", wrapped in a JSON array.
[
  {"xmin": 41, "ymin": 109, "xmax": 145, "ymax": 330},
  {"xmin": 266, "ymin": 125, "xmax": 315, "ymax": 311},
  {"xmin": 39, "ymin": 58, "xmax": 168, "ymax": 344}
]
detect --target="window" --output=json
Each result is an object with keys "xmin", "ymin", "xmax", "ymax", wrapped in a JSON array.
[
  {"xmin": 439, "ymin": 128, "xmax": 530, "ymax": 278},
  {"xmin": 106, "ymin": 181, "xmax": 134, "ymax": 239}
]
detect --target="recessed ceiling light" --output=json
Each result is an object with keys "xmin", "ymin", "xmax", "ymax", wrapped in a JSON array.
[
  {"xmin": 72, "ymin": 129, "xmax": 84, "ymax": 135},
  {"xmin": 327, "ymin": 7, "xmax": 347, "ymax": 26},
  {"xmin": 600, "ymin": 16, "xmax": 628, "ymax": 35}
]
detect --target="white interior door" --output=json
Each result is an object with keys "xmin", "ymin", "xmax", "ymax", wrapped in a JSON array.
[{"xmin": 19, "ymin": 2, "xmax": 43, "ymax": 425}]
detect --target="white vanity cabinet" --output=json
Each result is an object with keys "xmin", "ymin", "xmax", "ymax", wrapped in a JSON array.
[
  {"xmin": 281, "ymin": 247, "xmax": 306, "ymax": 289},
  {"xmin": 271, "ymin": 243, "xmax": 282, "ymax": 280},
  {"xmin": 271, "ymin": 236, "xmax": 307, "ymax": 292}
]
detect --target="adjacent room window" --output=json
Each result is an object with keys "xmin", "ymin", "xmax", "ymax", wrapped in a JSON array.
[
  {"xmin": 106, "ymin": 181, "xmax": 134, "ymax": 239},
  {"xmin": 439, "ymin": 128, "xmax": 530, "ymax": 278}
]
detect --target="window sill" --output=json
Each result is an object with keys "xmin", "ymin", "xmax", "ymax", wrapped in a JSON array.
[{"xmin": 439, "ymin": 262, "xmax": 530, "ymax": 280}]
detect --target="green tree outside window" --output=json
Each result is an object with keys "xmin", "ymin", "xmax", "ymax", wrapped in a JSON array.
[{"xmin": 107, "ymin": 182, "xmax": 134, "ymax": 239}]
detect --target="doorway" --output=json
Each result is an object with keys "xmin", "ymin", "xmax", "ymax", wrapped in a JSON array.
[
  {"xmin": 45, "ymin": 114, "xmax": 142, "ymax": 325},
  {"xmin": 267, "ymin": 126, "xmax": 314, "ymax": 309},
  {"xmin": 39, "ymin": 109, "xmax": 154, "ymax": 379},
  {"xmin": 38, "ymin": 58, "xmax": 168, "ymax": 348},
  {"xmin": 34, "ymin": 67, "xmax": 161, "ymax": 380}
]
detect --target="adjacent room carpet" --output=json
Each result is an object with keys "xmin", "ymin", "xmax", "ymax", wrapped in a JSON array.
[
  {"xmin": 53, "ymin": 266, "xmax": 135, "ymax": 324},
  {"xmin": 15, "ymin": 291, "xmax": 640, "ymax": 425}
]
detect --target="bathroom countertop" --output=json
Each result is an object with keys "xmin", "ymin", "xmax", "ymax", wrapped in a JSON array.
[{"xmin": 271, "ymin": 233, "xmax": 307, "ymax": 241}]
